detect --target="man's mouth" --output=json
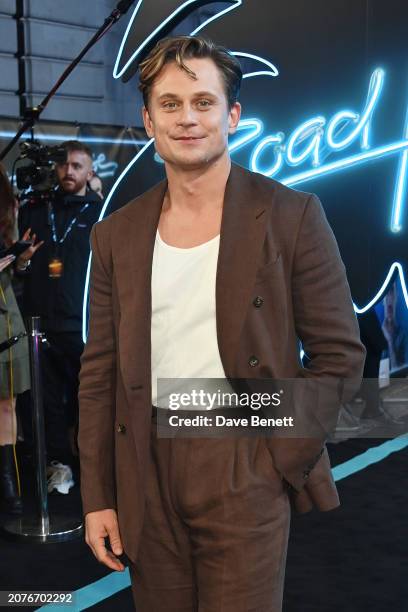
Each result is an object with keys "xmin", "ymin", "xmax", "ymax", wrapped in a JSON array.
[{"xmin": 174, "ymin": 136, "xmax": 204, "ymax": 141}]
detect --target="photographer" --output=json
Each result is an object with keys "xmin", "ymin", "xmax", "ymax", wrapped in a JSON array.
[
  {"xmin": 0, "ymin": 164, "xmax": 42, "ymax": 514},
  {"xmin": 18, "ymin": 141, "xmax": 103, "ymax": 490}
]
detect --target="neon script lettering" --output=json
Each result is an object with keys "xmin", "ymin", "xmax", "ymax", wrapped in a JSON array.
[{"xmin": 228, "ymin": 69, "xmax": 408, "ymax": 234}]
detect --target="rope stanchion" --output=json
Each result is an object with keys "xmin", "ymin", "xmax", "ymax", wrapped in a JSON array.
[{"xmin": 1, "ymin": 316, "xmax": 83, "ymax": 542}]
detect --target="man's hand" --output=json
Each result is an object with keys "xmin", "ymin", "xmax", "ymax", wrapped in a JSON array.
[
  {"xmin": 16, "ymin": 228, "xmax": 44, "ymax": 267},
  {"xmin": 85, "ymin": 509, "xmax": 125, "ymax": 572}
]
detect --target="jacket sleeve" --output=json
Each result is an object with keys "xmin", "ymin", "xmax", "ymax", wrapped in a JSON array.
[
  {"xmin": 293, "ymin": 194, "xmax": 365, "ymax": 387},
  {"xmin": 269, "ymin": 194, "xmax": 366, "ymax": 496},
  {"xmin": 78, "ymin": 221, "xmax": 117, "ymax": 515}
]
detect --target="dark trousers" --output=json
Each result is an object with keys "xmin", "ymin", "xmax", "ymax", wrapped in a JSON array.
[
  {"xmin": 130, "ymin": 423, "xmax": 291, "ymax": 611},
  {"xmin": 41, "ymin": 331, "xmax": 84, "ymax": 462}
]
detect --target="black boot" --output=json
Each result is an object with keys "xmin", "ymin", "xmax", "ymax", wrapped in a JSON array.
[{"xmin": 0, "ymin": 445, "xmax": 23, "ymax": 515}]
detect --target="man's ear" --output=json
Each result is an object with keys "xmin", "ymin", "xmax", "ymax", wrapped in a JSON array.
[
  {"xmin": 228, "ymin": 102, "xmax": 241, "ymax": 135},
  {"xmin": 143, "ymin": 106, "xmax": 154, "ymax": 138}
]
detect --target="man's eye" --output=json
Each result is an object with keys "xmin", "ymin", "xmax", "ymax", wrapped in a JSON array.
[
  {"xmin": 163, "ymin": 101, "xmax": 177, "ymax": 109},
  {"xmin": 197, "ymin": 100, "xmax": 211, "ymax": 108}
]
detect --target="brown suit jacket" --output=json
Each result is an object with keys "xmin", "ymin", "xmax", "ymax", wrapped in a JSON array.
[{"xmin": 78, "ymin": 163, "xmax": 365, "ymax": 562}]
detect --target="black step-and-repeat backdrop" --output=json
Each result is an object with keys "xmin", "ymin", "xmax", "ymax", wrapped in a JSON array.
[{"xmin": 2, "ymin": 0, "xmax": 408, "ymax": 370}]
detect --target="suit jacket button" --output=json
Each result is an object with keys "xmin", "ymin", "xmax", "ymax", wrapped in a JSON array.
[
  {"xmin": 248, "ymin": 356, "xmax": 259, "ymax": 367},
  {"xmin": 253, "ymin": 295, "xmax": 264, "ymax": 308},
  {"xmin": 117, "ymin": 424, "xmax": 126, "ymax": 434}
]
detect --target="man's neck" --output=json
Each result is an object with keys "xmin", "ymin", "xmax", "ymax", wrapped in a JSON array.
[{"xmin": 164, "ymin": 155, "xmax": 231, "ymax": 213}]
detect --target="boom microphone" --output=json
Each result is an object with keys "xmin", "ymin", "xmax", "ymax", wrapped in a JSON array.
[{"xmin": 116, "ymin": 0, "xmax": 137, "ymax": 15}]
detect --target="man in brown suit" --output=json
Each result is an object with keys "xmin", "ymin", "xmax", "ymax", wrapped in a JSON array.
[{"xmin": 78, "ymin": 36, "xmax": 365, "ymax": 611}]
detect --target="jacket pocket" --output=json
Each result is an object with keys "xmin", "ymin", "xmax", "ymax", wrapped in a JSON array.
[{"xmin": 255, "ymin": 252, "xmax": 282, "ymax": 284}]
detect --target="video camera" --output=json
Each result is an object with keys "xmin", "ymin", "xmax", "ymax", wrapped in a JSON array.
[{"xmin": 15, "ymin": 141, "xmax": 66, "ymax": 195}]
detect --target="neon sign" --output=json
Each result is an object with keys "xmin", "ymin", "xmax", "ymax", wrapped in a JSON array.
[
  {"xmin": 229, "ymin": 69, "xmax": 407, "ymax": 237},
  {"xmin": 243, "ymin": 68, "xmax": 386, "ymax": 178},
  {"xmin": 354, "ymin": 262, "xmax": 408, "ymax": 314},
  {"xmin": 81, "ymin": 0, "xmax": 408, "ymax": 340},
  {"xmin": 113, "ymin": 0, "xmax": 243, "ymax": 80},
  {"xmin": 92, "ymin": 153, "xmax": 119, "ymax": 179}
]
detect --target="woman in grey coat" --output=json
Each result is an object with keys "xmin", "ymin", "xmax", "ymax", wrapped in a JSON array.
[{"xmin": 0, "ymin": 164, "xmax": 42, "ymax": 514}]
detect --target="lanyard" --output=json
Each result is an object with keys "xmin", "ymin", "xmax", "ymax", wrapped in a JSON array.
[{"xmin": 50, "ymin": 203, "xmax": 89, "ymax": 245}]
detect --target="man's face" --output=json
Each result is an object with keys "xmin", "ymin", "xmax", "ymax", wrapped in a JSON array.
[
  {"xmin": 56, "ymin": 150, "xmax": 93, "ymax": 196},
  {"xmin": 142, "ymin": 58, "xmax": 241, "ymax": 171}
]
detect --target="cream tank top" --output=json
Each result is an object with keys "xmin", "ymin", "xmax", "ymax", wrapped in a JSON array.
[{"xmin": 151, "ymin": 230, "xmax": 233, "ymax": 409}]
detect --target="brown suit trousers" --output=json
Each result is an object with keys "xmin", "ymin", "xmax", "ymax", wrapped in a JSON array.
[{"xmin": 130, "ymin": 414, "xmax": 290, "ymax": 612}]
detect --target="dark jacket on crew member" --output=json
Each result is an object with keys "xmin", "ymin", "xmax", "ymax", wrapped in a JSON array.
[{"xmin": 18, "ymin": 188, "xmax": 102, "ymax": 332}]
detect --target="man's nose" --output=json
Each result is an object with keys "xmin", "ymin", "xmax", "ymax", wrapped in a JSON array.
[{"xmin": 176, "ymin": 104, "xmax": 198, "ymax": 126}]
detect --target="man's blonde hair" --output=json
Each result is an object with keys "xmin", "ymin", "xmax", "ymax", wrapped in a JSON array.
[{"xmin": 139, "ymin": 36, "xmax": 242, "ymax": 110}]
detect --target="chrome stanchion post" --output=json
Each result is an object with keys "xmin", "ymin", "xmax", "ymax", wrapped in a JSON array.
[
  {"xmin": 29, "ymin": 316, "xmax": 49, "ymax": 533},
  {"xmin": 0, "ymin": 317, "xmax": 83, "ymax": 542}
]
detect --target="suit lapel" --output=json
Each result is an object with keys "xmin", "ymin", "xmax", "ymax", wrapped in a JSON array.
[
  {"xmin": 216, "ymin": 164, "xmax": 271, "ymax": 377},
  {"xmin": 115, "ymin": 179, "xmax": 167, "ymax": 397}
]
